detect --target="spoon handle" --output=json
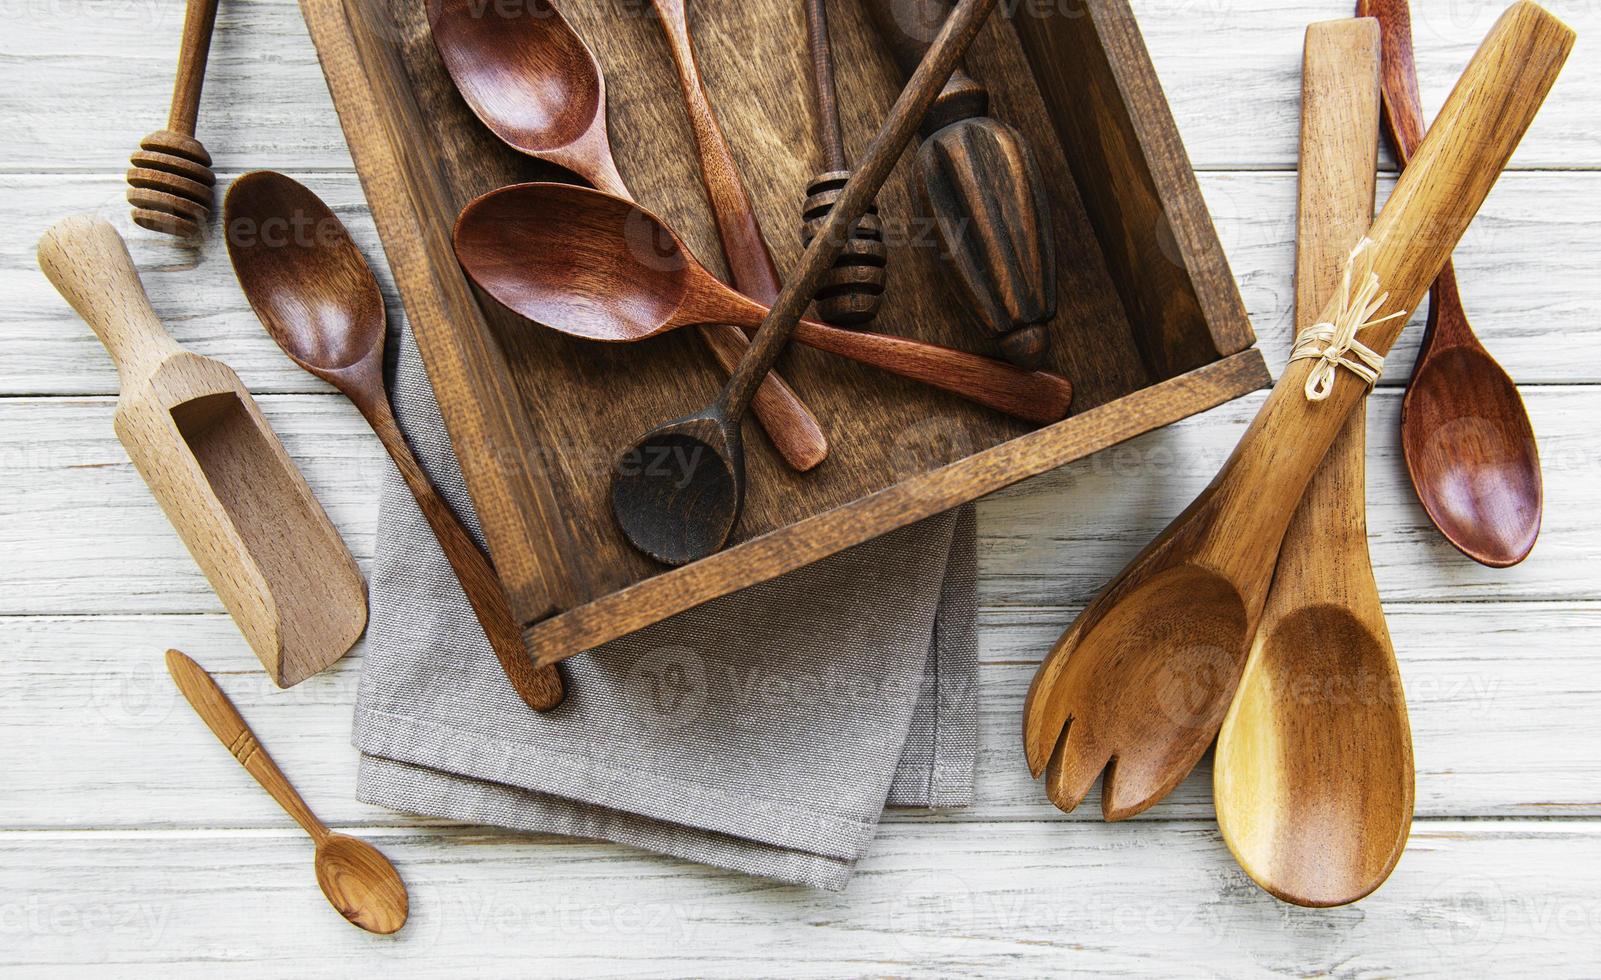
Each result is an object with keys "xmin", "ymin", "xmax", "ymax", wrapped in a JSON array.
[
  {"xmin": 165, "ymin": 649, "xmax": 330, "ymax": 841},
  {"xmin": 1360, "ymin": 0, "xmax": 1473, "ymax": 344},
  {"xmin": 719, "ymin": 0, "xmax": 1000, "ymax": 419},
  {"xmin": 363, "ymin": 400, "xmax": 567, "ymax": 711}
]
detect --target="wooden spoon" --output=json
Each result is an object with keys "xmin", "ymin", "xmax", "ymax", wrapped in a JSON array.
[
  {"xmin": 1019, "ymin": 2, "xmax": 1570, "ymax": 821},
  {"xmin": 222, "ymin": 171, "xmax": 565, "ymax": 712},
  {"xmin": 165, "ymin": 649, "xmax": 408, "ymax": 934},
  {"xmin": 1213, "ymin": 18, "xmax": 1413, "ymax": 909},
  {"xmin": 606, "ymin": 0, "xmax": 1005, "ymax": 564},
  {"xmin": 1360, "ymin": 0, "xmax": 1543, "ymax": 567},
  {"xmin": 453, "ymin": 182, "xmax": 1072, "ymax": 424},
  {"xmin": 425, "ymin": 0, "xmax": 828, "ymax": 473}
]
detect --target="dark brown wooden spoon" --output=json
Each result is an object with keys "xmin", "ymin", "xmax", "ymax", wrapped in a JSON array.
[
  {"xmin": 453, "ymin": 182, "xmax": 1072, "ymax": 424},
  {"xmin": 1361, "ymin": 0, "xmax": 1543, "ymax": 567},
  {"xmin": 223, "ymin": 171, "xmax": 565, "ymax": 711},
  {"xmin": 608, "ymin": 0, "xmax": 1003, "ymax": 564}
]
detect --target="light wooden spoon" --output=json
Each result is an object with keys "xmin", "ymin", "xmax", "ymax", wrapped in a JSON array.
[
  {"xmin": 166, "ymin": 650, "xmax": 408, "ymax": 934},
  {"xmin": 1020, "ymin": 2, "xmax": 1571, "ymax": 821},
  {"xmin": 1213, "ymin": 18, "xmax": 1414, "ymax": 909}
]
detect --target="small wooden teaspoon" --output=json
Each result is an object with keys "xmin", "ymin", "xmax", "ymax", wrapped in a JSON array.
[
  {"xmin": 1213, "ymin": 19, "xmax": 1413, "ymax": 909},
  {"xmin": 223, "ymin": 171, "xmax": 564, "ymax": 711},
  {"xmin": 452, "ymin": 183, "xmax": 1072, "ymax": 425},
  {"xmin": 165, "ymin": 650, "xmax": 408, "ymax": 934},
  {"xmin": 1360, "ymin": 0, "xmax": 1543, "ymax": 567}
]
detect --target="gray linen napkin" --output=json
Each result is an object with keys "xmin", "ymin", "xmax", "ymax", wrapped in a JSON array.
[{"xmin": 353, "ymin": 324, "xmax": 978, "ymax": 890}]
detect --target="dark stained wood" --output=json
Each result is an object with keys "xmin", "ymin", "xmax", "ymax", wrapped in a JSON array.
[
  {"xmin": 222, "ymin": 171, "xmax": 565, "ymax": 711},
  {"xmin": 1022, "ymin": 2, "xmax": 1572, "ymax": 822},
  {"xmin": 425, "ymin": 0, "xmax": 828, "ymax": 473},
  {"xmin": 127, "ymin": 0, "xmax": 219, "ymax": 238},
  {"xmin": 1010, "ymin": 0, "xmax": 1254, "ymax": 378},
  {"xmin": 802, "ymin": 0, "xmax": 888, "ymax": 327},
  {"xmin": 863, "ymin": 0, "xmax": 1055, "ymax": 369},
  {"xmin": 453, "ymin": 183, "xmax": 1074, "ymax": 423},
  {"xmin": 294, "ymin": 0, "xmax": 1264, "ymax": 659},
  {"xmin": 1361, "ymin": 0, "xmax": 1543, "ymax": 567}
]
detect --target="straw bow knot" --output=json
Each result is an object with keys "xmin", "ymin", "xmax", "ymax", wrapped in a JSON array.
[{"xmin": 1289, "ymin": 238, "xmax": 1408, "ymax": 401}]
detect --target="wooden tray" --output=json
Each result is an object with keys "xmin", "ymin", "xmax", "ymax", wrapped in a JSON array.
[{"xmin": 297, "ymin": 0, "xmax": 1271, "ymax": 660}]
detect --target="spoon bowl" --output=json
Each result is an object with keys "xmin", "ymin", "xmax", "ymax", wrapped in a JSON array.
[
  {"xmin": 1402, "ymin": 342, "xmax": 1541, "ymax": 566},
  {"xmin": 612, "ymin": 413, "xmax": 743, "ymax": 565},
  {"xmin": 315, "ymin": 833, "xmax": 411, "ymax": 935}
]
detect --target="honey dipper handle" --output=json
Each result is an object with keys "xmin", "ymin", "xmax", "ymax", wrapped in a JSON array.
[
  {"xmin": 37, "ymin": 215, "xmax": 182, "ymax": 385},
  {"xmin": 167, "ymin": 0, "xmax": 221, "ymax": 136},
  {"xmin": 165, "ymin": 650, "xmax": 331, "ymax": 842}
]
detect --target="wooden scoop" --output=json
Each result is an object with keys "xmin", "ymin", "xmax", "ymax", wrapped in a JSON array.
[
  {"xmin": 425, "ymin": 0, "xmax": 828, "ymax": 474},
  {"xmin": 222, "ymin": 171, "xmax": 564, "ymax": 712},
  {"xmin": 1361, "ymin": 0, "xmax": 1543, "ymax": 567},
  {"xmin": 166, "ymin": 650, "xmax": 408, "ymax": 934},
  {"xmin": 1020, "ymin": 2, "xmax": 1571, "ymax": 821},
  {"xmin": 453, "ymin": 182, "xmax": 1072, "ymax": 424},
  {"xmin": 38, "ymin": 216, "xmax": 366, "ymax": 687},
  {"xmin": 1213, "ymin": 19, "xmax": 1414, "ymax": 908}
]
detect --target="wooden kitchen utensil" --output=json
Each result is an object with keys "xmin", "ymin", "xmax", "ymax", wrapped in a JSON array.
[
  {"xmin": 38, "ymin": 216, "xmax": 366, "ymax": 688},
  {"xmin": 1360, "ymin": 0, "xmax": 1543, "ymax": 568},
  {"xmin": 802, "ymin": 0, "xmax": 888, "ymax": 326},
  {"xmin": 126, "ymin": 0, "xmax": 221, "ymax": 238},
  {"xmin": 425, "ymin": 0, "xmax": 828, "ymax": 473},
  {"xmin": 1213, "ymin": 19, "xmax": 1413, "ymax": 909},
  {"xmin": 222, "ymin": 171, "xmax": 565, "ymax": 712},
  {"xmin": 607, "ymin": 0, "xmax": 1006, "ymax": 564},
  {"xmin": 454, "ymin": 182, "xmax": 1072, "ymax": 424},
  {"xmin": 1021, "ymin": 2, "xmax": 1571, "ymax": 821},
  {"xmin": 862, "ymin": 0, "xmax": 1054, "ymax": 368},
  {"xmin": 165, "ymin": 649, "xmax": 408, "ymax": 934}
]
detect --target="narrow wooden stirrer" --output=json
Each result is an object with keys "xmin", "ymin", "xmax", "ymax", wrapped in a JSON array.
[
  {"xmin": 801, "ymin": 0, "xmax": 889, "ymax": 327},
  {"xmin": 127, "ymin": 0, "xmax": 221, "ymax": 238},
  {"xmin": 611, "ymin": 0, "xmax": 1002, "ymax": 565}
]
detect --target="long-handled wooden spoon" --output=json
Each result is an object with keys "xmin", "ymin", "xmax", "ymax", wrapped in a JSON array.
[
  {"xmin": 1359, "ymin": 0, "xmax": 1543, "ymax": 567},
  {"xmin": 222, "ymin": 171, "xmax": 565, "ymax": 712},
  {"xmin": 1213, "ymin": 19, "xmax": 1413, "ymax": 909},
  {"xmin": 425, "ymin": 0, "xmax": 827, "ymax": 473},
  {"xmin": 165, "ymin": 649, "xmax": 408, "ymax": 934},
  {"xmin": 1020, "ymin": 2, "xmax": 1570, "ymax": 821},
  {"xmin": 605, "ymin": 0, "xmax": 1005, "ymax": 564},
  {"xmin": 453, "ymin": 182, "xmax": 1072, "ymax": 425}
]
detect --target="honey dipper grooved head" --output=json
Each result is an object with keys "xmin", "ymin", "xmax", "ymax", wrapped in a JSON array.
[
  {"xmin": 801, "ymin": 170, "xmax": 887, "ymax": 328},
  {"xmin": 127, "ymin": 129, "xmax": 216, "ymax": 238}
]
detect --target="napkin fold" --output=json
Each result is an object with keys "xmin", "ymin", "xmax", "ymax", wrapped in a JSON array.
[{"xmin": 353, "ymin": 325, "xmax": 978, "ymax": 890}]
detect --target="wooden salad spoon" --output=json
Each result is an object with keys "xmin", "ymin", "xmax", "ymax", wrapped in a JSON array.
[
  {"xmin": 425, "ymin": 0, "xmax": 828, "ymax": 473},
  {"xmin": 1360, "ymin": 0, "xmax": 1543, "ymax": 567},
  {"xmin": 223, "ymin": 171, "xmax": 565, "ymax": 712},
  {"xmin": 166, "ymin": 650, "xmax": 408, "ymax": 934},
  {"xmin": 606, "ymin": 0, "xmax": 1005, "ymax": 564},
  {"xmin": 1213, "ymin": 18, "xmax": 1413, "ymax": 909},
  {"xmin": 453, "ymin": 182, "xmax": 1072, "ymax": 425},
  {"xmin": 1020, "ymin": 2, "xmax": 1570, "ymax": 821}
]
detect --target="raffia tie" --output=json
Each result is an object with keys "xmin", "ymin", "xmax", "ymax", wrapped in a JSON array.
[{"xmin": 1289, "ymin": 238, "xmax": 1408, "ymax": 401}]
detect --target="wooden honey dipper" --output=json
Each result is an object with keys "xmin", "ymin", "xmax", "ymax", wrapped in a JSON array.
[
  {"xmin": 126, "ymin": 0, "xmax": 220, "ymax": 238},
  {"xmin": 801, "ymin": 0, "xmax": 888, "ymax": 327}
]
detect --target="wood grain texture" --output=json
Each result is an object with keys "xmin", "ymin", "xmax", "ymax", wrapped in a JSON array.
[
  {"xmin": 297, "ymin": 0, "xmax": 1259, "ymax": 659},
  {"xmin": 35, "ymin": 216, "xmax": 366, "ymax": 687},
  {"xmin": 125, "ymin": 0, "xmax": 220, "ymax": 238}
]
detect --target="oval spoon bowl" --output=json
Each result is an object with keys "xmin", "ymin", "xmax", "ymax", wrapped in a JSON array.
[{"xmin": 315, "ymin": 833, "xmax": 411, "ymax": 935}]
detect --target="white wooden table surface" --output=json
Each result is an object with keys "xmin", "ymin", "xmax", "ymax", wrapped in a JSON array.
[{"xmin": 4, "ymin": 0, "xmax": 1599, "ymax": 974}]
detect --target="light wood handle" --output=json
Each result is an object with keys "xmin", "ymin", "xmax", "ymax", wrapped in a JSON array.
[
  {"xmin": 37, "ymin": 215, "xmax": 182, "ymax": 384},
  {"xmin": 165, "ymin": 649, "xmax": 330, "ymax": 841},
  {"xmin": 1195, "ymin": 0, "xmax": 1571, "ymax": 583}
]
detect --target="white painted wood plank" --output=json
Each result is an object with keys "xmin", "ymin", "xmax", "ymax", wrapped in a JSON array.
[
  {"xmin": 7, "ymin": 170, "xmax": 1598, "ymax": 395},
  {"xmin": 1, "ymin": 1, "xmax": 1595, "ymax": 174},
  {"xmin": 3, "ymin": 385, "xmax": 1595, "ymax": 615},
  {"xmin": 3, "ymin": 602, "xmax": 1596, "ymax": 830},
  {"xmin": 3, "ymin": 822, "xmax": 1599, "ymax": 976}
]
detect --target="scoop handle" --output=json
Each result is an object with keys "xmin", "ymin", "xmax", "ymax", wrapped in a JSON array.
[
  {"xmin": 718, "ymin": 0, "xmax": 999, "ymax": 419},
  {"xmin": 37, "ymin": 216, "xmax": 183, "ymax": 385},
  {"xmin": 165, "ymin": 649, "xmax": 330, "ymax": 842},
  {"xmin": 1195, "ymin": 0, "xmax": 1572, "ymax": 583}
]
